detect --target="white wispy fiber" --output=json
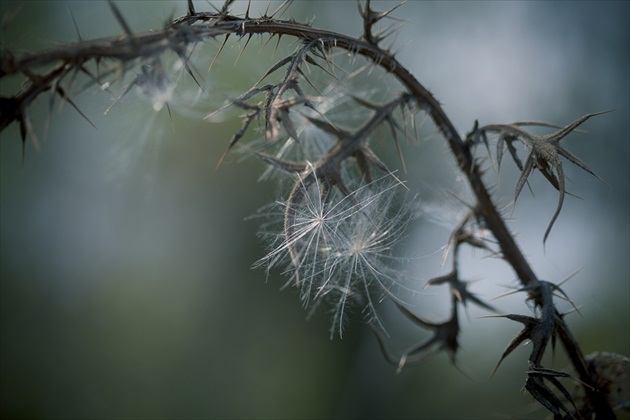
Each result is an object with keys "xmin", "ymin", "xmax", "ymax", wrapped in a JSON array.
[{"xmin": 254, "ymin": 170, "xmax": 415, "ymax": 338}]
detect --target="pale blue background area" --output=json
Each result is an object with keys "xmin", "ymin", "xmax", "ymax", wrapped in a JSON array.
[{"xmin": 1, "ymin": 1, "xmax": 628, "ymax": 419}]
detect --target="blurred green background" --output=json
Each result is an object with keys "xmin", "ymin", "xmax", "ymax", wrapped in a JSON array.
[{"xmin": 1, "ymin": 1, "xmax": 628, "ymax": 419}]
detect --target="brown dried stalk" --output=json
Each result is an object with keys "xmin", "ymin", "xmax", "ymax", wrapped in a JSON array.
[{"xmin": 0, "ymin": 1, "xmax": 619, "ymax": 417}]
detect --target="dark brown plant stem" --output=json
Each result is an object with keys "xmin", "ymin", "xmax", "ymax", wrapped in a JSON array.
[
  {"xmin": 1, "ymin": 16, "xmax": 537, "ymax": 288},
  {"xmin": 0, "ymin": 12, "xmax": 613, "ymax": 416},
  {"xmin": 219, "ymin": 19, "xmax": 540, "ymax": 288},
  {"xmin": 555, "ymin": 310, "xmax": 616, "ymax": 418}
]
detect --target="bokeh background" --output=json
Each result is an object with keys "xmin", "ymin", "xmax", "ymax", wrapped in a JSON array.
[{"xmin": 1, "ymin": 1, "xmax": 628, "ymax": 419}]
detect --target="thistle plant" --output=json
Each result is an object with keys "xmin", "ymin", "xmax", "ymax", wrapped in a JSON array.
[{"xmin": 1, "ymin": 1, "xmax": 628, "ymax": 418}]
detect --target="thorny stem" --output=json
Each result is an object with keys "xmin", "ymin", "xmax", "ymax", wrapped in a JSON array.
[
  {"xmin": 0, "ymin": 6, "xmax": 614, "ymax": 417},
  {"xmin": 536, "ymin": 282, "xmax": 615, "ymax": 418},
  {"xmin": 214, "ymin": 18, "xmax": 540, "ymax": 287},
  {"xmin": 558, "ymin": 310, "xmax": 616, "ymax": 418},
  {"xmin": 1, "ymin": 12, "xmax": 538, "ymax": 288}
]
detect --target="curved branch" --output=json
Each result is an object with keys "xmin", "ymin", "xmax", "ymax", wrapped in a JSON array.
[
  {"xmin": 1, "ymin": 11, "xmax": 537, "ymax": 288},
  {"xmin": 1, "ymin": 4, "xmax": 615, "ymax": 417}
]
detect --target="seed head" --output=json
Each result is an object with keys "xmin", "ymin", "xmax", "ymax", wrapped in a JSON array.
[{"xmin": 255, "ymin": 171, "xmax": 414, "ymax": 338}]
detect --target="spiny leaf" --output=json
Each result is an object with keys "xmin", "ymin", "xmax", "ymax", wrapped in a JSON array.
[
  {"xmin": 269, "ymin": 0, "xmax": 294, "ymax": 19},
  {"xmin": 67, "ymin": 7, "xmax": 83, "ymax": 41},
  {"xmin": 542, "ymin": 158, "xmax": 565, "ymax": 245},
  {"xmin": 55, "ymin": 86, "xmax": 96, "ymax": 129},
  {"xmin": 220, "ymin": 0, "xmax": 236, "ymax": 16},
  {"xmin": 173, "ymin": 46, "xmax": 203, "ymax": 89},
  {"xmin": 484, "ymin": 111, "xmax": 609, "ymax": 244},
  {"xmin": 392, "ymin": 300, "xmax": 459, "ymax": 372},
  {"xmin": 541, "ymin": 110, "xmax": 613, "ymax": 144},
  {"xmin": 253, "ymin": 55, "xmax": 293, "ymax": 87},
  {"xmin": 215, "ymin": 106, "xmax": 260, "ymax": 169},
  {"xmin": 525, "ymin": 376, "xmax": 573, "ymax": 418},
  {"xmin": 304, "ymin": 115, "xmax": 347, "ymax": 138},
  {"xmin": 209, "ymin": 34, "xmax": 231, "ymax": 71},
  {"xmin": 234, "ymin": 34, "xmax": 253, "ymax": 67},
  {"xmin": 488, "ymin": 314, "xmax": 539, "ymax": 379},
  {"xmin": 253, "ymin": 152, "xmax": 307, "ymax": 173},
  {"xmin": 108, "ymin": 0, "xmax": 135, "ymax": 46},
  {"xmin": 304, "ymin": 54, "xmax": 340, "ymax": 82},
  {"xmin": 359, "ymin": 0, "xmax": 406, "ymax": 45}
]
